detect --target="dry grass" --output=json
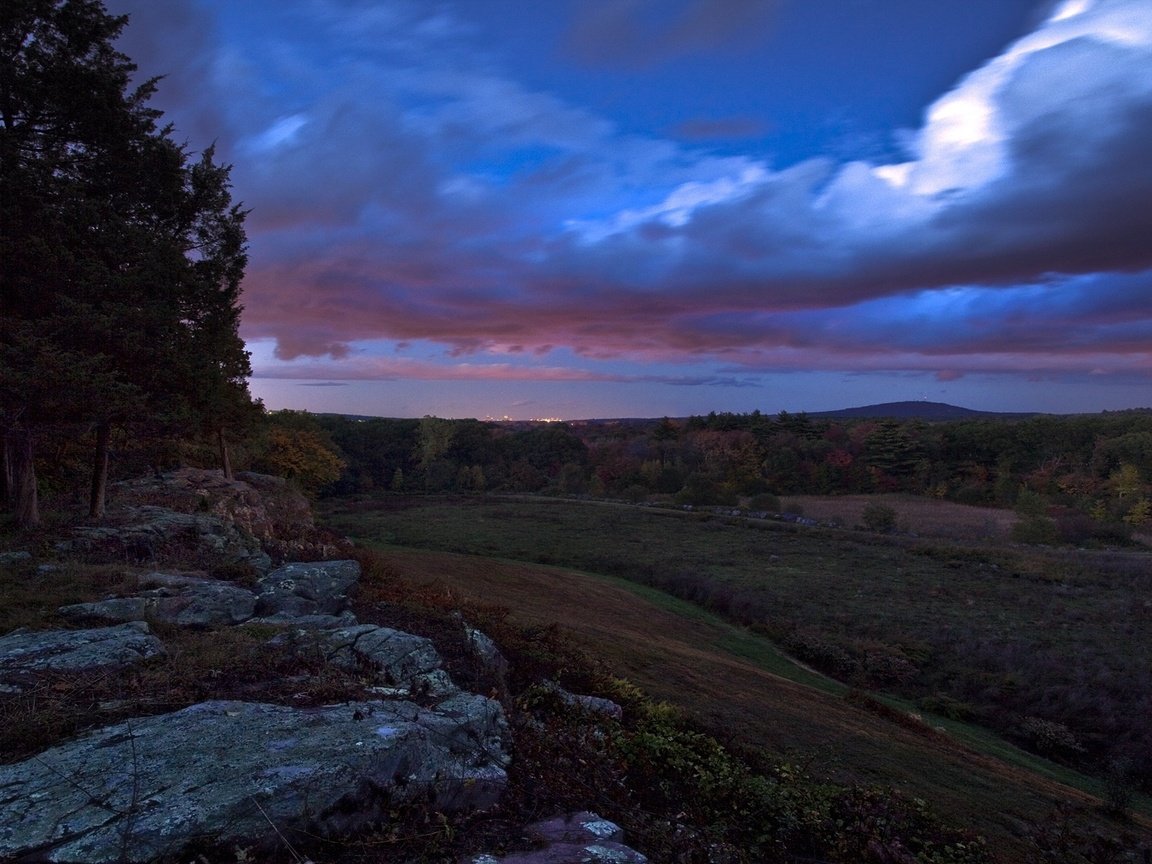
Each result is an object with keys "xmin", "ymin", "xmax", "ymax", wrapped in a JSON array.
[{"xmin": 782, "ymin": 494, "xmax": 1019, "ymax": 540}]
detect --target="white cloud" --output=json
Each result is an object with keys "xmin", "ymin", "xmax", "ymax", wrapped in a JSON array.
[
  {"xmin": 877, "ymin": 0, "xmax": 1152, "ymax": 199},
  {"xmin": 243, "ymin": 113, "xmax": 310, "ymax": 153}
]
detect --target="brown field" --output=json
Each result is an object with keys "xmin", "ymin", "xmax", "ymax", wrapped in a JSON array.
[
  {"xmin": 782, "ymin": 494, "xmax": 1019, "ymax": 540},
  {"xmin": 371, "ymin": 544, "xmax": 1146, "ymax": 860}
]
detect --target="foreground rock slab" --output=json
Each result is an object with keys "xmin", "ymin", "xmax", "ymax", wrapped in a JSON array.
[
  {"xmin": 0, "ymin": 622, "xmax": 164, "ymax": 690},
  {"xmin": 58, "ymin": 572, "xmax": 258, "ymax": 628},
  {"xmin": 254, "ymin": 559, "xmax": 360, "ymax": 617},
  {"xmin": 0, "ymin": 695, "xmax": 509, "ymax": 863}
]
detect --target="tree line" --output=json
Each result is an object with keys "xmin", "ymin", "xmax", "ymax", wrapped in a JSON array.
[{"xmin": 304, "ymin": 408, "xmax": 1152, "ymax": 541}]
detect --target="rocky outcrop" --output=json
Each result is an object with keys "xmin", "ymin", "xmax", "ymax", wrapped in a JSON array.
[
  {"xmin": 113, "ymin": 468, "xmax": 313, "ymax": 543},
  {"xmin": 543, "ymin": 682, "xmax": 624, "ymax": 721},
  {"xmin": 276, "ymin": 624, "xmax": 456, "ymax": 698},
  {"xmin": 467, "ymin": 812, "xmax": 648, "ymax": 864},
  {"xmin": 0, "ymin": 622, "xmax": 164, "ymax": 691},
  {"xmin": 466, "ymin": 623, "xmax": 510, "ymax": 682},
  {"xmin": 0, "ymin": 549, "xmax": 526, "ymax": 862},
  {"xmin": 254, "ymin": 560, "xmax": 359, "ymax": 617},
  {"xmin": 58, "ymin": 572, "xmax": 258, "ymax": 628},
  {"xmin": 0, "ymin": 695, "xmax": 510, "ymax": 863},
  {"xmin": 112, "ymin": 468, "xmax": 340, "ymax": 561},
  {"xmin": 0, "ymin": 471, "xmax": 538, "ymax": 863},
  {"xmin": 58, "ymin": 505, "xmax": 272, "ymax": 573},
  {"xmin": 55, "ymin": 560, "xmax": 361, "ymax": 630}
]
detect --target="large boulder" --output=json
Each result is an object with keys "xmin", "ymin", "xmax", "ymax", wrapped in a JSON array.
[
  {"xmin": 113, "ymin": 468, "xmax": 314, "ymax": 543},
  {"xmin": 0, "ymin": 622, "xmax": 165, "ymax": 691},
  {"xmin": 0, "ymin": 694, "xmax": 510, "ymax": 863},
  {"xmin": 58, "ymin": 571, "xmax": 258, "ymax": 628},
  {"xmin": 254, "ymin": 559, "xmax": 360, "ymax": 617},
  {"xmin": 112, "ymin": 469, "xmax": 342, "ymax": 561}
]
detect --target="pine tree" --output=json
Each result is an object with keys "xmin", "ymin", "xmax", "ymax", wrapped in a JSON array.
[{"xmin": 1, "ymin": 0, "xmax": 254, "ymax": 525}]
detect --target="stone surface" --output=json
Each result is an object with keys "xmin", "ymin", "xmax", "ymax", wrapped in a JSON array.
[
  {"xmin": 113, "ymin": 469, "xmax": 341, "ymax": 561},
  {"xmin": 58, "ymin": 574, "xmax": 257, "ymax": 628},
  {"xmin": 0, "ymin": 550, "xmax": 32, "ymax": 565},
  {"xmin": 59, "ymin": 505, "xmax": 272, "ymax": 573},
  {"xmin": 466, "ymin": 812, "xmax": 648, "ymax": 864},
  {"xmin": 544, "ymin": 682, "xmax": 624, "ymax": 721},
  {"xmin": 254, "ymin": 559, "xmax": 360, "ymax": 617},
  {"xmin": 114, "ymin": 469, "xmax": 313, "ymax": 541},
  {"xmin": 0, "ymin": 695, "xmax": 509, "ymax": 863},
  {"xmin": 277, "ymin": 624, "xmax": 455, "ymax": 697},
  {"xmin": 0, "ymin": 622, "xmax": 164, "ymax": 689},
  {"xmin": 247, "ymin": 611, "xmax": 359, "ymax": 630},
  {"xmin": 466, "ymin": 624, "xmax": 510, "ymax": 680}
]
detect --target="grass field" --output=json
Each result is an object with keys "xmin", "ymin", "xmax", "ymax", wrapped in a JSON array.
[
  {"xmin": 321, "ymin": 493, "xmax": 1152, "ymax": 857},
  {"xmin": 781, "ymin": 494, "xmax": 1019, "ymax": 540}
]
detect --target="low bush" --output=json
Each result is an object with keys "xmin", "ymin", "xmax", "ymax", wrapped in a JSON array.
[
  {"xmin": 747, "ymin": 492, "xmax": 781, "ymax": 511},
  {"xmin": 861, "ymin": 502, "xmax": 898, "ymax": 533}
]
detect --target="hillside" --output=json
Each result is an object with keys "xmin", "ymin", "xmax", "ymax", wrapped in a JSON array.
[
  {"xmin": 323, "ymin": 493, "xmax": 1152, "ymax": 861},
  {"xmin": 6, "ymin": 470, "xmax": 1078, "ymax": 863},
  {"xmin": 807, "ymin": 400, "xmax": 1035, "ymax": 420}
]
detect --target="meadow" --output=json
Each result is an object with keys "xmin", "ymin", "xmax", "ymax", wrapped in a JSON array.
[{"xmin": 321, "ymin": 494, "xmax": 1152, "ymax": 844}]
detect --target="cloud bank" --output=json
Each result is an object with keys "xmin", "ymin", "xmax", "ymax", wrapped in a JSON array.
[{"xmin": 110, "ymin": 0, "xmax": 1152, "ymax": 403}]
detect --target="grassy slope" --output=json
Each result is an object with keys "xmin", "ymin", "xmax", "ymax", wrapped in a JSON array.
[{"xmin": 323, "ymin": 495, "xmax": 1152, "ymax": 859}]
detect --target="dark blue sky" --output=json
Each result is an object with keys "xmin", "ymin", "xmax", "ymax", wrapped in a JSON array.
[{"xmin": 110, "ymin": 0, "xmax": 1152, "ymax": 419}]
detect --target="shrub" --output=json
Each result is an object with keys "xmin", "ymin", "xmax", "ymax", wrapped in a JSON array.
[
  {"xmin": 861, "ymin": 502, "xmax": 897, "ymax": 533},
  {"xmin": 1019, "ymin": 716, "xmax": 1084, "ymax": 758},
  {"xmin": 746, "ymin": 492, "xmax": 780, "ymax": 512},
  {"xmin": 1011, "ymin": 516, "xmax": 1059, "ymax": 545},
  {"xmin": 674, "ymin": 474, "xmax": 737, "ymax": 507},
  {"xmin": 918, "ymin": 694, "xmax": 976, "ymax": 722},
  {"xmin": 621, "ymin": 484, "xmax": 649, "ymax": 503},
  {"xmin": 1123, "ymin": 498, "xmax": 1151, "ymax": 526}
]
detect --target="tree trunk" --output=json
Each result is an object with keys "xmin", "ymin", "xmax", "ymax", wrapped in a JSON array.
[
  {"xmin": 89, "ymin": 421, "xmax": 111, "ymax": 518},
  {"xmin": 0, "ymin": 431, "xmax": 11, "ymax": 510},
  {"xmin": 218, "ymin": 428, "xmax": 233, "ymax": 481},
  {"xmin": 10, "ymin": 428, "xmax": 40, "ymax": 530}
]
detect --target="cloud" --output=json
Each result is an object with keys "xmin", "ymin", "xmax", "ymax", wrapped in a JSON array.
[
  {"xmin": 112, "ymin": 0, "xmax": 1152, "ymax": 389},
  {"xmin": 251, "ymin": 351, "xmax": 751, "ymax": 387}
]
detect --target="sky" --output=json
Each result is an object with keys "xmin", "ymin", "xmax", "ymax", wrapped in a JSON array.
[{"xmin": 106, "ymin": 0, "xmax": 1152, "ymax": 419}]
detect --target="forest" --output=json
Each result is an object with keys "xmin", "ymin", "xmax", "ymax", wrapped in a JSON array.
[{"xmin": 287, "ymin": 408, "xmax": 1152, "ymax": 546}]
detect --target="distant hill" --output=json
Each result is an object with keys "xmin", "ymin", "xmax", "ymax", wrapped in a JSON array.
[{"xmin": 807, "ymin": 400, "xmax": 1036, "ymax": 420}]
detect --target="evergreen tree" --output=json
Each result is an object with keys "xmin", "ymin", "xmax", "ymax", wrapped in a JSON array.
[{"xmin": 1, "ymin": 0, "xmax": 254, "ymax": 524}]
